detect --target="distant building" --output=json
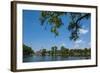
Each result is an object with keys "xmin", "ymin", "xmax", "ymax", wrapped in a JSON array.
[{"xmin": 35, "ymin": 50, "xmax": 42, "ymax": 56}]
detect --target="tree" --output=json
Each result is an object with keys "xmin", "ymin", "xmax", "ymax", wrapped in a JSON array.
[
  {"xmin": 51, "ymin": 46, "xmax": 58, "ymax": 56},
  {"xmin": 84, "ymin": 48, "xmax": 91, "ymax": 57},
  {"xmin": 41, "ymin": 49, "xmax": 47, "ymax": 56},
  {"xmin": 23, "ymin": 44, "xmax": 34, "ymax": 56},
  {"xmin": 69, "ymin": 49, "xmax": 74, "ymax": 56},
  {"xmin": 47, "ymin": 50, "xmax": 51, "ymax": 56},
  {"xmin": 40, "ymin": 11, "xmax": 90, "ymax": 41},
  {"xmin": 65, "ymin": 48, "xmax": 69, "ymax": 56},
  {"xmin": 54, "ymin": 46, "xmax": 57, "ymax": 56},
  {"xmin": 60, "ymin": 46, "xmax": 67, "ymax": 56}
]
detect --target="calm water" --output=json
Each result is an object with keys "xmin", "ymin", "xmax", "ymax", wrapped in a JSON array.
[{"xmin": 23, "ymin": 55, "xmax": 90, "ymax": 62}]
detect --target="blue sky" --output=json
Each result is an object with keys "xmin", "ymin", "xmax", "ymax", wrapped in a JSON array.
[{"xmin": 23, "ymin": 10, "xmax": 91, "ymax": 51}]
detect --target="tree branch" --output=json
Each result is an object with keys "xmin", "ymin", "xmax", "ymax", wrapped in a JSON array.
[{"xmin": 76, "ymin": 13, "xmax": 90, "ymax": 24}]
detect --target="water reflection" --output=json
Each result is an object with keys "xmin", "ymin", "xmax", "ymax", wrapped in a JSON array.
[{"xmin": 23, "ymin": 55, "xmax": 90, "ymax": 62}]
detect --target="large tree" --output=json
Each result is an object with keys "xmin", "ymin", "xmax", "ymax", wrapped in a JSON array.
[
  {"xmin": 23, "ymin": 44, "xmax": 34, "ymax": 56},
  {"xmin": 39, "ymin": 11, "xmax": 90, "ymax": 41}
]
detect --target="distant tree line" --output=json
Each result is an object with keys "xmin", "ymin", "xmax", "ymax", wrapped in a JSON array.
[
  {"xmin": 23, "ymin": 44, "xmax": 91, "ymax": 58},
  {"xmin": 40, "ymin": 46, "xmax": 91, "ymax": 57}
]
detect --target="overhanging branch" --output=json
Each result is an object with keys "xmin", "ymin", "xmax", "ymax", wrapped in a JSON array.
[{"xmin": 76, "ymin": 13, "xmax": 90, "ymax": 24}]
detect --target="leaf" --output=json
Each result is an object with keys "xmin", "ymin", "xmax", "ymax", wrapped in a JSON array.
[{"xmin": 39, "ymin": 11, "xmax": 90, "ymax": 41}]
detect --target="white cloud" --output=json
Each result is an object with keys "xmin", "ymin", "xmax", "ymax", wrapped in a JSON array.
[
  {"xmin": 60, "ymin": 43, "xmax": 67, "ymax": 47},
  {"xmin": 74, "ymin": 44, "xmax": 80, "ymax": 48},
  {"xmin": 79, "ymin": 28, "xmax": 88, "ymax": 34},
  {"xmin": 75, "ymin": 40, "xmax": 83, "ymax": 44},
  {"xmin": 73, "ymin": 40, "xmax": 84, "ymax": 48},
  {"xmin": 62, "ymin": 43, "xmax": 66, "ymax": 46}
]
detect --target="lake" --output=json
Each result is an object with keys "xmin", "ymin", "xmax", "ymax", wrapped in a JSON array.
[{"xmin": 23, "ymin": 55, "xmax": 91, "ymax": 62}]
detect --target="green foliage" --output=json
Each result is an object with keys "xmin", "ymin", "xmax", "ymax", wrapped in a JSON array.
[
  {"xmin": 52, "ymin": 46, "xmax": 58, "ymax": 56},
  {"xmin": 51, "ymin": 27, "xmax": 59, "ymax": 36},
  {"xmin": 23, "ymin": 44, "xmax": 34, "ymax": 56},
  {"xmin": 40, "ymin": 11, "xmax": 90, "ymax": 41},
  {"xmin": 60, "ymin": 46, "xmax": 69, "ymax": 56},
  {"xmin": 41, "ymin": 45, "xmax": 91, "ymax": 57},
  {"xmin": 68, "ymin": 20, "xmax": 81, "ymax": 41},
  {"xmin": 34, "ymin": 45, "xmax": 91, "ymax": 57},
  {"xmin": 40, "ymin": 11, "xmax": 65, "ymax": 36},
  {"xmin": 41, "ymin": 49, "xmax": 47, "ymax": 56}
]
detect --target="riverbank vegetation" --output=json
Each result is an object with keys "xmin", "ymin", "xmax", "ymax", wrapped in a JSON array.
[
  {"xmin": 23, "ymin": 44, "xmax": 34, "ymax": 57},
  {"xmin": 23, "ymin": 44, "xmax": 91, "ymax": 58}
]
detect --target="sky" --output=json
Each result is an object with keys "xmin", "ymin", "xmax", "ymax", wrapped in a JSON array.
[{"xmin": 23, "ymin": 10, "xmax": 91, "ymax": 51}]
